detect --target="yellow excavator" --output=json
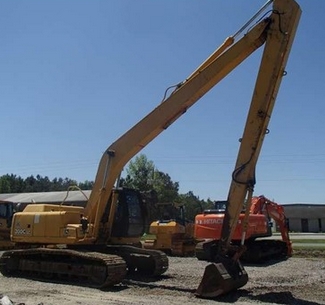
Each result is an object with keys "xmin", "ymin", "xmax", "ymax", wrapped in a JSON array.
[
  {"xmin": 142, "ymin": 202, "xmax": 196, "ymax": 256},
  {"xmin": 0, "ymin": 0, "xmax": 300, "ymax": 298}
]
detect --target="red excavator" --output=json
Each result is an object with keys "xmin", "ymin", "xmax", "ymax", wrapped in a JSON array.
[{"xmin": 195, "ymin": 195, "xmax": 292, "ymax": 262}]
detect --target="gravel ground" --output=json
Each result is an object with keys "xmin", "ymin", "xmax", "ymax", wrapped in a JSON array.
[{"xmin": 0, "ymin": 250, "xmax": 324, "ymax": 305}]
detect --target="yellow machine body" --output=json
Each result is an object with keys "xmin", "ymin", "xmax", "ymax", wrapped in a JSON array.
[
  {"xmin": 11, "ymin": 204, "xmax": 90, "ymax": 244},
  {"xmin": 144, "ymin": 220, "xmax": 196, "ymax": 256}
]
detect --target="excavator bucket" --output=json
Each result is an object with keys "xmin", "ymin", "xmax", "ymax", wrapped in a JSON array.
[{"xmin": 195, "ymin": 257, "xmax": 248, "ymax": 298}]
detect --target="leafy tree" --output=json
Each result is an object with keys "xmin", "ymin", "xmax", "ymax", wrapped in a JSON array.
[
  {"xmin": 124, "ymin": 154, "xmax": 155, "ymax": 191},
  {"xmin": 36, "ymin": 175, "xmax": 51, "ymax": 192},
  {"xmin": 24, "ymin": 175, "xmax": 37, "ymax": 192},
  {"xmin": 0, "ymin": 174, "xmax": 25, "ymax": 193},
  {"xmin": 123, "ymin": 154, "xmax": 179, "ymax": 202},
  {"xmin": 0, "ymin": 174, "xmax": 92, "ymax": 193},
  {"xmin": 177, "ymin": 191, "xmax": 214, "ymax": 221},
  {"xmin": 122, "ymin": 154, "xmax": 181, "ymax": 227},
  {"xmin": 0, "ymin": 159, "xmax": 214, "ymax": 224},
  {"xmin": 152, "ymin": 171, "xmax": 179, "ymax": 203},
  {"xmin": 78, "ymin": 180, "xmax": 94, "ymax": 190},
  {"xmin": 51, "ymin": 177, "xmax": 65, "ymax": 191},
  {"xmin": 204, "ymin": 198, "xmax": 215, "ymax": 210},
  {"xmin": 0, "ymin": 175, "xmax": 11, "ymax": 193}
]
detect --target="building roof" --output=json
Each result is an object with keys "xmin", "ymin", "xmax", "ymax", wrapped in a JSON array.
[
  {"xmin": 283, "ymin": 204, "xmax": 325, "ymax": 218},
  {"xmin": 0, "ymin": 190, "xmax": 91, "ymax": 204},
  {"xmin": 283, "ymin": 203, "xmax": 325, "ymax": 206}
]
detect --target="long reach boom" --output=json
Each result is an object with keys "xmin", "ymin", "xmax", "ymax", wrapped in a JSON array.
[{"xmin": 1, "ymin": 0, "xmax": 301, "ymax": 299}]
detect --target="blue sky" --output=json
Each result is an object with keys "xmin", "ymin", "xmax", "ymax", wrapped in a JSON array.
[{"xmin": 1, "ymin": 1, "xmax": 324, "ymax": 204}]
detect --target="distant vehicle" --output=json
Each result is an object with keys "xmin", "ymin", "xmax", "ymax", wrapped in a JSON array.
[
  {"xmin": 143, "ymin": 202, "xmax": 196, "ymax": 256},
  {"xmin": 195, "ymin": 196, "xmax": 292, "ymax": 262}
]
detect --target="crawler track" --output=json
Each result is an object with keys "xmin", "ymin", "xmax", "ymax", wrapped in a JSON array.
[
  {"xmin": 0, "ymin": 240, "xmax": 15, "ymax": 250},
  {"xmin": 241, "ymin": 240, "xmax": 289, "ymax": 262},
  {"xmin": 105, "ymin": 245, "xmax": 169, "ymax": 276},
  {"xmin": 196, "ymin": 239, "xmax": 289, "ymax": 263},
  {"xmin": 0, "ymin": 248, "xmax": 127, "ymax": 288}
]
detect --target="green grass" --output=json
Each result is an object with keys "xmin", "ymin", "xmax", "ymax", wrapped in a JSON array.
[
  {"xmin": 292, "ymin": 239, "xmax": 325, "ymax": 244},
  {"xmin": 293, "ymin": 244, "xmax": 325, "ymax": 249},
  {"xmin": 141, "ymin": 234, "xmax": 156, "ymax": 241},
  {"xmin": 292, "ymin": 239, "xmax": 325, "ymax": 251},
  {"xmin": 141, "ymin": 233, "xmax": 325, "ymax": 250}
]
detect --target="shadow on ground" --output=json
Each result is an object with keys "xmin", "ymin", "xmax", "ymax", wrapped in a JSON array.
[
  {"xmin": 248, "ymin": 291, "xmax": 322, "ymax": 305},
  {"xmin": 214, "ymin": 290, "xmax": 323, "ymax": 305}
]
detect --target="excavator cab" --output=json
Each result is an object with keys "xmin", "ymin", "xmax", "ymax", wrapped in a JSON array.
[
  {"xmin": 0, "ymin": 201, "xmax": 14, "ymax": 229},
  {"xmin": 101, "ymin": 188, "xmax": 147, "ymax": 239},
  {"xmin": 0, "ymin": 201, "xmax": 15, "ymax": 250}
]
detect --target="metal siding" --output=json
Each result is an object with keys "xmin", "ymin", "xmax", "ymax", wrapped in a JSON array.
[
  {"xmin": 308, "ymin": 219, "xmax": 320, "ymax": 233},
  {"xmin": 321, "ymin": 219, "xmax": 325, "ymax": 232},
  {"xmin": 288, "ymin": 218, "xmax": 301, "ymax": 232}
]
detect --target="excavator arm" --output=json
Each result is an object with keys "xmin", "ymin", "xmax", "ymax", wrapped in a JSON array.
[
  {"xmin": 196, "ymin": 0, "xmax": 301, "ymax": 298},
  {"xmin": 219, "ymin": 0, "xmax": 301, "ymax": 250},
  {"xmin": 85, "ymin": 15, "xmax": 274, "ymax": 239},
  {"xmin": 251, "ymin": 195, "xmax": 292, "ymax": 256}
]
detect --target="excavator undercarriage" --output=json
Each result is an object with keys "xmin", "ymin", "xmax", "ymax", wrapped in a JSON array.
[
  {"xmin": 0, "ymin": 245, "xmax": 168, "ymax": 288},
  {"xmin": 0, "ymin": 248, "xmax": 127, "ymax": 288},
  {"xmin": 195, "ymin": 239, "xmax": 289, "ymax": 263}
]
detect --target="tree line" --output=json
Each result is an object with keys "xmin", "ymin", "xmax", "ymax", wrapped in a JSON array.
[
  {"xmin": 0, "ymin": 154, "xmax": 215, "ymax": 221},
  {"xmin": 0, "ymin": 174, "xmax": 93, "ymax": 193}
]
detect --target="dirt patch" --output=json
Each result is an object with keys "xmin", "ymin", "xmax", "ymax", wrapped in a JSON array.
[
  {"xmin": 293, "ymin": 248, "xmax": 325, "ymax": 258},
  {"xmin": 0, "ymin": 253, "xmax": 324, "ymax": 305}
]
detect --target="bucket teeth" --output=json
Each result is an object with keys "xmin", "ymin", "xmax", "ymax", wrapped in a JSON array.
[{"xmin": 195, "ymin": 259, "xmax": 248, "ymax": 298}]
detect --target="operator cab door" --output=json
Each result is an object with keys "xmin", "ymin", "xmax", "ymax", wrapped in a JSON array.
[
  {"xmin": 111, "ymin": 188, "xmax": 146, "ymax": 238},
  {"xmin": 0, "ymin": 202, "xmax": 14, "ymax": 229}
]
